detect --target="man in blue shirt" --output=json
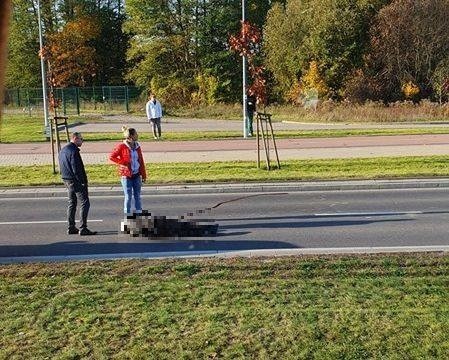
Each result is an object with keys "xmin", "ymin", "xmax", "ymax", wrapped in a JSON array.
[{"xmin": 59, "ymin": 132, "xmax": 97, "ymax": 236}]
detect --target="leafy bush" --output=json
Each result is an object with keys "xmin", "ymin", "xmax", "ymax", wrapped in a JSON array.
[
  {"xmin": 432, "ymin": 59, "xmax": 449, "ymax": 104},
  {"xmin": 191, "ymin": 73, "xmax": 219, "ymax": 106},
  {"xmin": 150, "ymin": 76, "xmax": 194, "ymax": 108},
  {"xmin": 401, "ymin": 81, "xmax": 420, "ymax": 100},
  {"xmin": 343, "ymin": 69, "xmax": 383, "ymax": 103}
]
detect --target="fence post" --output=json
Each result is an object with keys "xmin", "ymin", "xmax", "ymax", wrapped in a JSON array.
[
  {"xmin": 76, "ymin": 87, "xmax": 80, "ymax": 115},
  {"xmin": 109, "ymin": 86, "xmax": 112, "ymax": 110},
  {"xmin": 125, "ymin": 86, "xmax": 129, "ymax": 112},
  {"xmin": 16, "ymin": 88, "xmax": 20, "ymax": 107},
  {"xmin": 102, "ymin": 86, "xmax": 106, "ymax": 110},
  {"xmin": 26, "ymin": 89, "xmax": 31, "ymax": 116},
  {"xmin": 62, "ymin": 88, "xmax": 66, "ymax": 115}
]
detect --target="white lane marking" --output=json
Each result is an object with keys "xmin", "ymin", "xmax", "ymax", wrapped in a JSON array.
[
  {"xmin": 0, "ymin": 219, "xmax": 103, "ymax": 225},
  {"xmin": 0, "ymin": 195, "xmax": 124, "ymax": 201},
  {"xmin": 314, "ymin": 211, "xmax": 423, "ymax": 217}
]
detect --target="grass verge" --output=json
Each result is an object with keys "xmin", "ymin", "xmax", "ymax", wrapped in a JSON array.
[
  {"xmin": 2, "ymin": 156, "xmax": 449, "ymax": 187},
  {"xmin": 1, "ymin": 254, "xmax": 449, "ymax": 358},
  {"xmin": 3, "ymin": 114, "xmax": 449, "ymax": 143},
  {"xmin": 47, "ymin": 128, "xmax": 449, "ymax": 143}
]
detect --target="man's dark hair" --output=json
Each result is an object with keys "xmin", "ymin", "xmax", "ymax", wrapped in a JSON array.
[{"xmin": 71, "ymin": 132, "xmax": 83, "ymax": 140}]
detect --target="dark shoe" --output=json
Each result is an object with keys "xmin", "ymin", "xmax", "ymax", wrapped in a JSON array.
[
  {"xmin": 79, "ymin": 228, "xmax": 97, "ymax": 236},
  {"xmin": 67, "ymin": 227, "xmax": 79, "ymax": 235}
]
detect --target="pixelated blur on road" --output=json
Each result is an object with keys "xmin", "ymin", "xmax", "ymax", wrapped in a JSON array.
[{"xmin": 2, "ymin": 188, "xmax": 449, "ymax": 259}]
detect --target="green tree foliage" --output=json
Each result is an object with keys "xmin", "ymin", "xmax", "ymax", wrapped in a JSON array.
[
  {"xmin": 264, "ymin": 0, "xmax": 389, "ymax": 101},
  {"xmin": 432, "ymin": 59, "xmax": 449, "ymax": 104},
  {"xmin": 58, "ymin": 0, "xmax": 128, "ymax": 85},
  {"xmin": 124, "ymin": 0, "xmax": 196, "ymax": 89},
  {"xmin": 201, "ymin": 0, "xmax": 274, "ymax": 102},
  {"xmin": 6, "ymin": 0, "xmax": 41, "ymax": 88},
  {"xmin": 264, "ymin": 1, "xmax": 309, "ymax": 99},
  {"xmin": 93, "ymin": 7, "xmax": 128, "ymax": 85},
  {"xmin": 368, "ymin": 0, "xmax": 449, "ymax": 101},
  {"xmin": 6, "ymin": 0, "xmax": 127, "ymax": 88},
  {"xmin": 191, "ymin": 73, "xmax": 219, "ymax": 106},
  {"xmin": 124, "ymin": 0, "xmax": 275, "ymax": 104},
  {"xmin": 8, "ymin": 0, "xmax": 449, "ymax": 105}
]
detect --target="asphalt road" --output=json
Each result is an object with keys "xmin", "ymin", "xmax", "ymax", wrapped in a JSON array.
[{"xmin": 1, "ymin": 187, "xmax": 449, "ymax": 259}]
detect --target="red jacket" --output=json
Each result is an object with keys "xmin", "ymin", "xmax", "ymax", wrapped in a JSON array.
[{"xmin": 109, "ymin": 141, "xmax": 147, "ymax": 180}]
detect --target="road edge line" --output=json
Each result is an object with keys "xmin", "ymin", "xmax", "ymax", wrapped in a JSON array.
[{"xmin": 2, "ymin": 245, "xmax": 449, "ymax": 264}]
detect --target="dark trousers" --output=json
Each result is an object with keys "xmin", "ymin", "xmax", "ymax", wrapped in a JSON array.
[
  {"xmin": 150, "ymin": 117, "xmax": 161, "ymax": 138},
  {"xmin": 246, "ymin": 110, "xmax": 254, "ymax": 135},
  {"xmin": 63, "ymin": 180, "xmax": 90, "ymax": 230}
]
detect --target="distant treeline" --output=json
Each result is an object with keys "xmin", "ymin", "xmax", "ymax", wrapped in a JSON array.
[{"xmin": 6, "ymin": 0, "xmax": 449, "ymax": 107}]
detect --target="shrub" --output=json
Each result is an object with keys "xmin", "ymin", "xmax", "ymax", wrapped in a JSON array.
[
  {"xmin": 401, "ymin": 81, "xmax": 420, "ymax": 100},
  {"xmin": 150, "ymin": 76, "xmax": 193, "ymax": 108},
  {"xmin": 431, "ymin": 59, "xmax": 449, "ymax": 104},
  {"xmin": 191, "ymin": 74, "xmax": 219, "ymax": 107},
  {"xmin": 343, "ymin": 69, "xmax": 383, "ymax": 103},
  {"xmin": 301, "ymin": 61, "xmax": 329, "ymax": 99}
]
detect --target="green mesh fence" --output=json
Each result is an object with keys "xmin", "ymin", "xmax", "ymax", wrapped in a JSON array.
[{"xmin": 3, "ymin": 86, "xmax": 143, "ymax": 115}]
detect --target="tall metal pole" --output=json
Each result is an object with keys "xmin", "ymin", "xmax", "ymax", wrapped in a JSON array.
[
  {"xmin": 242, "ymin": 0, "xmax": 248, "ymax": 138},
  {"xmin": 0, "ymin": 0, "xmax": 11, "ymax": 114},
  {"xmin": 37, "ymin": 0, "xmax": 49, "ymax": 129}
]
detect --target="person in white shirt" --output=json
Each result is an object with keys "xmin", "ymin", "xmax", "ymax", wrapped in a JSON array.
[{"xmin": 145, "ymin": 93, "xmax": 163, "ymax": 140}]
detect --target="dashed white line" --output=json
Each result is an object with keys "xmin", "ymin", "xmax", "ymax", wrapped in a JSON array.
[
  {"xmin": 0, "ymin": 219, "xmax": 103, "ymax": 225},
  {"xmin": 314, "ymin": 211, "xmax": 423, "ymax": 217}
]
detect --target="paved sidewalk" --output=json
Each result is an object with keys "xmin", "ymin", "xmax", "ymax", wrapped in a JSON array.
[
  {"xmin": 69, "ymin": 115, "xmax": 449, "ymax": 132},
  {"xmin": 3, "ymin": 134, "xmax": 449, "ymax": 165}
]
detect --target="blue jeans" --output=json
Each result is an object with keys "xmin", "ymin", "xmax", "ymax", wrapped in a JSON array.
[{"xmin": 121, "ymin": 175, "xmax": 142, "ymax": 214}]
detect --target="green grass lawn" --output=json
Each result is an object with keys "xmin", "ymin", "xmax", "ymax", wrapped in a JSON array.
[
  {"xmin": 1, "ymin": 254, "xmax": 449, "ymax": 358},
  {"xmin": 60, "ymin": 128, "xmax": 449, "ymax": 143},
  {"xmin": 3, "ymin": 114, "xmax": 449, "ymax": 143},
  {"xmin": 1, "ymin": 156, "xmax": 449, "ymax": 187}
]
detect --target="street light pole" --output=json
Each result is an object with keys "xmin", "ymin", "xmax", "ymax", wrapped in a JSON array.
[
  {"xmin": 242, "ymin": 0, "xmax": 248, "ymax": 138},
  {"xmin": 37, "ymin": 0, "xmax": 49, "ymax": 129}
]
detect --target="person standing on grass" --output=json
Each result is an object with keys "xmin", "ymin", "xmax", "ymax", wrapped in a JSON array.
[
  {"xmin": 59, "ymin": 132, "xmax": 97, "ymax": 236},
  {"xmin": 146, "ymin": 93, "xmax": 163, "ymax": 140},
  {"xmin": 109, "ymin": 126, "xmax": 147, "ymax": 215}
]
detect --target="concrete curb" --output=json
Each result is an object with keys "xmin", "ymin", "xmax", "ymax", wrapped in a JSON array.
[
  {"xmin": 2, "ymin": 178, "xmax": 449, "ymax": 198},
  {"xmin": 2, "ymin": 245, "xmax": 449, "ymax": 264}
]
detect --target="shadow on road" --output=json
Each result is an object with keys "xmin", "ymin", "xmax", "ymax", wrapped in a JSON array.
[
  {"xmin": 0, "ymin": 238, "xmax": 297, "ymax": 258},
  {"xmin": 218, "ymin": 210, "xmax": 449, "ymax": 222},
  {"xmin": 219, "ymin": 215, "xmax": 412, "ymax": 230}
]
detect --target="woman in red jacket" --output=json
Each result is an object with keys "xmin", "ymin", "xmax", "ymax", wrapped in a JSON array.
[{"xmin": 109, "ymin": 126, "xmax": 147, "ymax": 214}]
